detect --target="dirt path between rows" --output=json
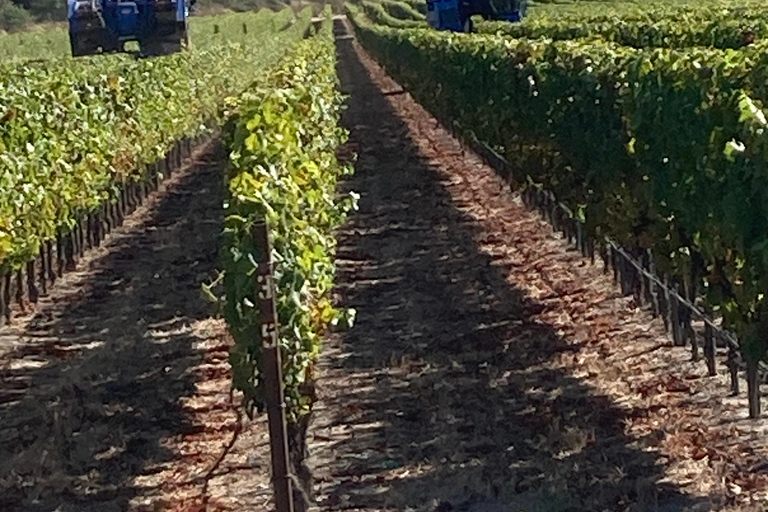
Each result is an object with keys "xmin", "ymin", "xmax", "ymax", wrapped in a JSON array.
[
  {"xmin": 306, "ymin": 20, "xmax": 768, "ymax": 512},
  {"xmin": 0, "ymin": 143, "xmax": 273, "ymax": 512}
]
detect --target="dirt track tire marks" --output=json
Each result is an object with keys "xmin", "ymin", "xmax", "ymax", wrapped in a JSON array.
[
  {"xmin": 307, "ymin": 20, "xmax": 767, "ymax": 512},
  {"xmin": 0, "ymin": 144, "xmax": 273, "ymax": 512}
]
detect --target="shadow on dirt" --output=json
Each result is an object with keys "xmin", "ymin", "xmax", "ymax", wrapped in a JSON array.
[
  {"xmin": 0, "ymin": 146, "xmax": 226, "ymax": 512},
  {"xmin": 312, "ymin": 20, "xmax": 710, "ymax": 512}
]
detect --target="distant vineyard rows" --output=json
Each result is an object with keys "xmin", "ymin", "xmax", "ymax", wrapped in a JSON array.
[{"xmin": 369, "ymin": 0, "xmax": 768, "ymax": 48}]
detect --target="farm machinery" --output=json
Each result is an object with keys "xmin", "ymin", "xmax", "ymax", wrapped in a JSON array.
[
  {"xmin": 67, "ymin": 0, "xmax": 193, "ymax": 57},
  {"xmin": 426, "ymin": 0, "xmax": 527, "ymax": 32}
]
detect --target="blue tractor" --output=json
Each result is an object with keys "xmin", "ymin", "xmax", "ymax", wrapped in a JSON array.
[
  {"xmin": 426, "ymin": 0, "xmax": 527, "ymax": 32},
  {"xmin": 67, "ymin": 0, "xmax": 193, "ymax": 57}
]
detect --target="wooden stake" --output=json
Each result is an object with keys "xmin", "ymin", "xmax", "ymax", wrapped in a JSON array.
[
  {"xmin": 0, "ymin": 271, "xmax": 8, "ymax": 324},
  {"xmin": 253, "ymin": 221, "xmax": 295, "ymax": 512},
  {"xmin": 671, "ymin": 290, "xmax": 682, "ymax": 346},
  {"xmin": 26, "ymin": 260, "xmax": 38, "ymax": 304},
  {"xmin": 46, "ymin": 240, "xmax": 55, "ymax": 285},
  {"xmin": 728, "ymin": 345, "xmax": 739, "ymax": 396},
  {"xmin": 747, "ymin": 358, "xmax": 761, "ymax": 419},
  {"xmin": 704, "ymin": 322, "xmax": 716, "ymax": 376},
  {"xmin": 39, "ymin": 245, "xmax": 48, "ymax": 296}
]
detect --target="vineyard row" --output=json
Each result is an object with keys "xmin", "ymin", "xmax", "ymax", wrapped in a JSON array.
[
  {"xmin": 0, "ymin": 134, "xmax": 203, "ymax": 325},
  {"xmin": 0, "ymin": 8, "xmax": 313, "ymax": 323},
  {"xmin": 369, "ymin": 0, "xmax": 768, "ymax": 49},
  {"xmin": 349, "ymin": 6, "xmax": 768, "ymax": 416},
  {"xmin": 212, "ymin": 14, "xmax": 354, "ymax": 427},
  {"xmin": 0, "ymin": 9, "xmax": 293, "ymax": 63}
]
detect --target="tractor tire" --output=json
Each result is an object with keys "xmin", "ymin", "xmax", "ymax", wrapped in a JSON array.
[
  {"xmin": 140, "ymin": 39, "xmax": 162, "ymax": 57},
  {"xmin": 164, "ymin": 38, "xmax": 183, "ymax": 54},
  {"xmin": 70, "ymin": 34, "xmax": 94, "ymax": 57},
  {"xmin": 100, "ymin": 37, "xmax": 122, "ymax": 54},
  {"xmin": 462, "ymin": 17, "xmax": 474, "ymax": 33},
  {"xmin": 140, "ymin": 35, "xmax": 184, "ymax": 57},
  {"xmin": 99, "ymin": 31, "xmax": 125, "ymax": 53},
  {"xmin": 70, "ymin": 41, "xmax": 85, "ymax": 57},
  {"xmin": 140, "ymin": 38, "xmax": 168, "ymax": 56}
]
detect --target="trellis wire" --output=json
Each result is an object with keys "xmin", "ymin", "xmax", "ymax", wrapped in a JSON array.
[
  {"xmin": 0, "ymin": 131, "xmax": 212, "ymax": 328},
  {"xmin": 429, "ymin": 111, "xmax": 764, "ymax": 418}
]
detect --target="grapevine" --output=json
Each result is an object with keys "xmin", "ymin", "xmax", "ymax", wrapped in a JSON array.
[
  {"xmin": 217, "ymin": 17, "xmax": 355, "ymax": 423},
  {"xmin": 0, "ymin": 8, "xmax": 310, "ymax": 272},
  {"xmin": 359, "ymin": 1, "xmax": 426, "ymax": 29},
  {"xmin": 349, "ymin": 5, "xmax": 768, "ymax": 387},
  {"xmin": 380, "ymin": 0, "xmax": 425, "ymax": 22}
]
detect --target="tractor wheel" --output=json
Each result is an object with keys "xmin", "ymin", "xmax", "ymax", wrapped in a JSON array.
[
  {"xmin": 70, "ymin": 41, "xmax": 84, "ymax": 57},
  {"xmin": 161, "ymin": 35, "xmax": 185, "ymax": 55},
  {"xmin": 140, "ymin": 36, "xmax": 184, "ymax": 57},
  {"xmin": 462, "ymin": 17, "xmax": 474, "ymax": 33},
  {"xmin": 70, "ymin": 34, "xmax": 94, "ymax": 57},
  {"xmin": 101, "ymin": 37, "xmax": 122, "ymax": 54},
  {"xmin": 140, "ymin": 38, "xmax": 164, "ymax": 57},
  {"xmin": 165, "ymin": 39, "xmax": 184, "ymax": 54}
]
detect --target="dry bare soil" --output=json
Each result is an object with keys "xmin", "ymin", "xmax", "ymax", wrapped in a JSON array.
[
  {"xmin": 307, "ymin": 20, "xmax": 768, "ymax": 512},
  {"xmin": 2, "ymin": 18, "xmax": 768, "ymax": 512},
  {"xmin": 0, "ymin": 144, "xmax": 274, "ymax": 512}
]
